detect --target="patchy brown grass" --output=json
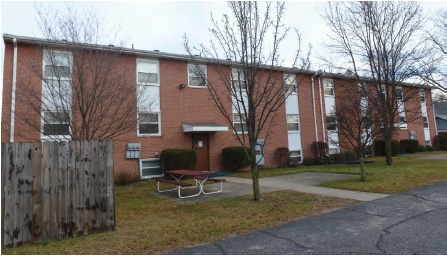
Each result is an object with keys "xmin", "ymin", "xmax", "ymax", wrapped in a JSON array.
[{"xmin": 2, "ymin": 181, "xmax": 357, "ymax": 255}]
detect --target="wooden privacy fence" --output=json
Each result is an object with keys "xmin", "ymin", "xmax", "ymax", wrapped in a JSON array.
[{"xmin": 1, "ymin": 140, "xmax": 115, "ymax": 248}]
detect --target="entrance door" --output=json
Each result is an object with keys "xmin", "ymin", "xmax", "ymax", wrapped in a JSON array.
[{"xmin": 192, "ymin": 134, "xmax": 209, "ymax": 171}]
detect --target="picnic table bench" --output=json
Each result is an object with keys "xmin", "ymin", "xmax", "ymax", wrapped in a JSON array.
[{"xmin": 153, "ymin": 170, "xmax": 226, "ymax": 198}]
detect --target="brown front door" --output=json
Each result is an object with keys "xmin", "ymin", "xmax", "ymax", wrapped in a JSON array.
[{"xmin": 192, "ymin": 134, "xmax": 210, "ymax": 171}]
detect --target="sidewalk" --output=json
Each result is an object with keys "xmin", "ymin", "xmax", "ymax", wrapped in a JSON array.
[{"xmin": 150, "ymin": 172, "xmax": 389, "ymax": 204}]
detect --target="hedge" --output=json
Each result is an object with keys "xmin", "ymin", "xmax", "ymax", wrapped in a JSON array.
[
  {"xmin": 222, "ymin": 146, "xmax": 251, "ymax": 172},
  {"xmin": 400, "ymin": 139, "xmax": 419, "ymax": 154},
  {"xmin": 435, "ymin": 134, "xmax": 447, "ymax": 149},
  {"xmin": 373, "ymin": 140, "xmax": 401, "ymax": 156},
  {"xmin": 160, "ymin": 149, "xmax": 197, "ymax": 174},
  {"xmin": 274, "ymin": 147, "xmax": 290, "ymax": 168}
]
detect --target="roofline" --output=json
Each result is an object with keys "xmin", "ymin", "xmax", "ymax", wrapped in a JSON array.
[{"xmin": 2, "ymin": 33, "xmax": 433, "ymax": 89}]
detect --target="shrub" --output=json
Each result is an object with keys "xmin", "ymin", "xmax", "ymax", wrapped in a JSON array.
[
  {"xmin": 342, "ymin": 151, "xmax": 357, "ymax": 161},
  {"xmin": 374, "ymin": 140, "xmax": 400, "ymax": 156},
  {"xmin": 160, "ymin": 149, "xmax": 197, "ymax": 174},
  {"xmin": 222, "ymin": 146, "xmax": 251, "ymax": 172},
  {"xmin": 330, "ymin": 153, "xmax": 343, "ymax": 163},
  {"xmin": 425, "ymin": 145, "xmax": 433, "ymax": 151},
  {"xmin": 311, "ymin": 142, "xmax": 329, "ymax": 158},
  {"xmin": 400, "ymin": 139, "xmax": 419, "ymax": 154},
  {"xmin": 302, "ymin": 157, "xmax": 316, "ymax": 166},
  {"xmin": 418, "ymin": 145, "xmax": 426, "ymax": 152},
  {"xmin": 435, "ymin": 135, "xmax": 447, "ymax": 149},
  {"xmin": 274, "ymin": 147, "xmax": 290, "ymax": 168},
  {"xmin": 115, "ymin": 170, "xmax": 140, "ymax": 186}
]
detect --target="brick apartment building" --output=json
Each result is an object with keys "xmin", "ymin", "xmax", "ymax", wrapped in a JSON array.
[{"xmin": 1, "ymin": 34, "xmax": 438, "ymax": 179}]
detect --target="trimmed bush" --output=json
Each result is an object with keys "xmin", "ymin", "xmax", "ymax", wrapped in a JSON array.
[
  {"xmin": 435, "ymin": 135, "xmax": 447, "ymax": 149},
  {"xmin": 311, "ymin": 142, "xmax": 329, "ymax": 158},
  {"xmin": 274, "ymin": 147, "xmax": 290, "ymax": 168},
  {"xmin": 418, "ymin": 145, "xmax": 426, "ymax": 152},
  {"xmin": 302, "ymin": 157, "xmax": 316, "ymax": 166},
  {"xmin": 222, "ymin": 146, "xmax": 251, "ymax": 172},
  {"xmin": 330, "ymin": 153, "xmax": 343, "ymax": 163},
  {"xmin": 425, "ymin": 145, "xmax": 433, "ymax": 151},
  {"xmin": 342, "ymin": 151, "xmax": 357, "ymax": 162},
  {"xmin": 160, "ymin": 149, "xmax": 197, "ymax": 173},
  {"xmin": 400, "ymin": 139, "xmax": 419, "ymax": 154},
  {"xmin": 374, "ymin": 140, "xmax": 401, "ymax": 156}
]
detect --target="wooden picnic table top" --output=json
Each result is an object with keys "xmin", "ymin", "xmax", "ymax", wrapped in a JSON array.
[{"xmin": 164, "ymin": 170, "xmax": 217, "ymax": 177}]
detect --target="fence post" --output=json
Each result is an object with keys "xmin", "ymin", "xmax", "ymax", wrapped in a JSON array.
[
  {"xmin": 22, "ymin": 143, "xmax": 33, "ymax": 244},
  {"xmin": 32, "ymin": 142, "xmax": 42, "ymax": 244}
]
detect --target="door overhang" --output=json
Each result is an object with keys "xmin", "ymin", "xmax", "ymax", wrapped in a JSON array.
[{"xmin": 182, "ymin": 123, "xmax": 228, "ymax": 133}]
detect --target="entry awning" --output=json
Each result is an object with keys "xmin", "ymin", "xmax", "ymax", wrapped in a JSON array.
[{"xmin": 182, "ymin": 123, "xmax": 228, "ymax": 133}]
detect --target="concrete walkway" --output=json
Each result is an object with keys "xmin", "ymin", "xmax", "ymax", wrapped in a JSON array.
[
  {"xmin": 416, "ymin": 154, "xmax": 447, "ymax": 160},
  {"xmin": 150, "ymin": 172, "xmax": 389, "ymax": 204},
  {"xmin": 225, "ymin": 173, "xmax": 389, "ymax": 201},
  {"xmin": 170, "ymin": 181, "xmax": 447, "ymax": 255}
]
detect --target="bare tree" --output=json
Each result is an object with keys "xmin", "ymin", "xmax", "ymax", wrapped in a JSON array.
[
  {"xmin": 329, "ymin": 81, "xmax": 382, "ymax": 181},
  {"xmin": 14, "ymin": 3, "xmax": 153, "ymax": 141},
  {"xmin": 321, "ymin": 1, "xmax": 438, "ymax": 165},
  {"xmin": 185, "ymin": 1, "xmax": 310, "ymax": 201}
]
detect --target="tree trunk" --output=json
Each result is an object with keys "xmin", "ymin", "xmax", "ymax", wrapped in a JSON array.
[
  {"xmin": 385, "ymin": 139, "xmax": 393, "ymax": 165},
  {"xmin": 359, "ymin": 155, "xmax": 366, "ymax": 182},
  {"xmin": 250, "ymin": 160, "xmax": 260, "ymax": 201}
]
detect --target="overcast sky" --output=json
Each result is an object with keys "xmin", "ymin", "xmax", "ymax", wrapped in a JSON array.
[{"xmin": 1, "ymin": 1, "xmax": 445, "ymax": 75}]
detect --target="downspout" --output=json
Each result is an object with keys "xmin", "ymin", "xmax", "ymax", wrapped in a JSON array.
[
  {"xmin": 311, "ymin": 72, "xmax": 319, "ymax": 143},
  {"xmin": 10, "ymin": 38, "xmax": 18, "ymax": 142},
  {"xmin": 318, "ymin": 73, "xmax": 326, "ymax": 146},
  {"xmin": 431, "ymin": 92, "xmax": 438, "ymax": 137}
]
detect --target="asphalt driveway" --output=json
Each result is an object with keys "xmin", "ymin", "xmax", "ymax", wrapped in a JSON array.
[{"xmin": 170, "ymin": 181, "xmax": 447, "ymax": 255}]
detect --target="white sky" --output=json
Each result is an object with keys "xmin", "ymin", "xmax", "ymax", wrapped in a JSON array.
[{"xmin": 1, "ymin": 1, "xmax": 445, "ymax": 75}]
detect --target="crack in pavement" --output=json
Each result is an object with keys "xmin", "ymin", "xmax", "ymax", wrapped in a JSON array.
[
  {"xmin": 259, "ymin": 230, "xmax": 314, "ymax": 251},
  {"xmin": 344, "ymin": 208, "xmax": 391, "ymax": 218},
  {"xmin": 404, "ymin": 193, "xmax": 445, "ymax": 204},
  {"xmin": 213, "ymin": 242, "xmax": 227, "ymax": 255},
  {"xmin": 375, "ymin": 207, "xmax": 447, "ymax": 254}
]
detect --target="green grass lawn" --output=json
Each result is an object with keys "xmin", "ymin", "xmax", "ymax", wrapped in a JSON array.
[
  {"xmin": 231, "ymin": 151, "xmax": 447, "ymax": 194},
  {"xmin": 2, "ymin": 182, "xmax": 357, "ymax": 255}
]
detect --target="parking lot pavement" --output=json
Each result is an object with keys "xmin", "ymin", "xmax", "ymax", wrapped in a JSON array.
[{"xmin": 170, "ymin": 181, "xmax": 447, "ymax": 255}]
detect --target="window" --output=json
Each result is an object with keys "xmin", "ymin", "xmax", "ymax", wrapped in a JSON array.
[
  {"xmin": 396, "ymin": 86, "xmax": 403, "ymax": 100},
  {"xmin": 231, "ymin": 69, "xmax": 246, "ymax": 90},
  {"xmin": 140, "ymin": 158, "xmax": 162, "ymax": 178},
  {"xmin": 233, "ymin": 113, "xmax": 247, "ymax": 133},
  {"xmin": 42, "ymin": 51, "xmax": 72, "ymax": 138},
  {"xmin": 286, "ymin": 114, "xmax": 299, "ymax": 131},
  {"xmin": 137, "ymin": 59, "xmax": 160, "ymax": 136},
  {"xmin": 323, "ymin": 79, "xmax": 334, "ymax": 96},
  {"xmin": 188, "ymin": 64, "xmax": 207, "ymax": 87},
  {"xmin": 425, "ymin": 140, "xmax": 431, "ymax": 146},
  {"xmin": 284, "ymin": 74, "xmax": 297, "ymax": 93},
  {"xmin": 399, "ymin": 116, "xmax": 407, "ymax": 124},
  {"xmin": 290, "ymin": 151, "xmax": 302, "ymax": 163},
  {"xmin": 326, "ymin": 116, "xmax": 337, "ymax": 131},
  {"xmin": 138, "ymin": 112, "xmax": 160, "ymax": 135},
  {"xmin": 44, "ymin": 51, "xmax": 72, "ymax": 79},
  {"xmin": 422, "ymin": 116, "xmax": 429, "ymax": 128},
  {"xmin": 358, "ymin": 83, "xmax": 367, "ymax": 98},
  {"xmin": 42, "ymin": 111, "xmax": 70, "ymax": 136},
  {"xmin": 379, "ymin": 85, "xmax": 386, "ymax": 99},
  {"xmin": 329, "ymin": 148, "xmax": 339, "ymax": 154},
  {"xmin": 419, "ymin": 89, "xmax": 426, "ymax": 102}
]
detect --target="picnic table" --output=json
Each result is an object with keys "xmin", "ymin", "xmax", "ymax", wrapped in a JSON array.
[{"xmin": 154, "ymin": 170, "xmax": 226, "ymax": 198}]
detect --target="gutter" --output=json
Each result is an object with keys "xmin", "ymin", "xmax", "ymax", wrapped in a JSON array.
[
  {"xmin": 318, "ymin": 73, "xmax": 326, "ymax": 145},
  {"xmin": 311, "ymin": 72, "xmax": 319, "ymax": 143},
  {"xmin": 10, "ymin": 38, "xmax": 17, "ymax": 142}
]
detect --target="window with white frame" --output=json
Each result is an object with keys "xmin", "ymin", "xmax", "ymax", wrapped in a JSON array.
[
  {"xmin": 42, "ymin": 50, "xmax": 72, "ymax": 138},
  {"xmin": 233, "ymin": 113, "xmax": 247, "ymax": 133},
  {"xmin": 379, "ymin": 85, "xmax": 386, "ymax": 99},
  {"xmin": 231, "ymin": 69, "xmax": 247, "ymax": 90},
  {"xmin": 284, "ymin": 74, "xmax": 297, "ymax": 93},
  {"xmin": 188, "ymin": 64, "xmax": 207, "ymax": 87},
  {"xmin": 289, "ymin": 150, "xmax": 302, "ymax": 163},
  {"xmin": 327, "ymin": 115, "xmax": 337, "ymax": 131},
  {"xmin": 323, "ymin": 78, "xmax": 334, "ymax": 96},
  {"xmin": 286, "ymin": 114, "xmax": 299, "ymax": 131},
  {"xmin": 140, "ymin": 158, "xmax": 163, "ymax": 178},
  {"xmin": 422, "ymin": 116, "xmax": 429, "ymax": 128},
  {"xmin": 396, "ymin": 86, "xmax": 403, "ymax": 100},
  {"xmin": 137, "ymin": 59, "xmax": 160, "ymax": 136},
  {"xmin": 419, "ymin": 89, "xmax": 426, "ymax": 102}
]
